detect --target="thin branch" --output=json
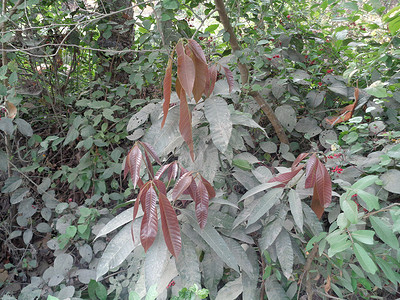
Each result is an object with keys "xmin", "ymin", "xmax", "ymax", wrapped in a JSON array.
[
  {"xmin": 297, "ymin": 244, "xmax": 319, "ymax": 300},
  {"xmin": 0, "ymin": 0, "xmax": 24, "ymax": 32},
  {"xmin": 191, "ymin": 8, "xmax": 217, "ymax": 39}
]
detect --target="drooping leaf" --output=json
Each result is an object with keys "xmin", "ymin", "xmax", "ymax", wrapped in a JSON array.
[
  {"xmin": 153, "ymin": 179, "xmax": 167, "ymax": 196},
  {"xmin": 353, "ymin": 243, "xmax": 378, "ymax": 274},
  {"xmin": 268, "ymin": 166, "xmax": 303, "ymax": 188},
  {"xmin": 201, "ymin": 175, "xmax": 216, "ymax": 199},
  {"xmin": 162, "ymin": 57, "xmax": 173, "ymax": 128},
  {"xmin": 314, "ymin": 159, "xmax": 332, "ymax": 208},
  {"xmin": 139, "ymin": 142, "xmax": 162, "ymax": 165},
  {"xmin": 176, "ymin": 234, "xmax": 201, "ymax": 288},
  {"xmin": 215, "ymin": 275, "xmax": 243, "ymax": 300},
  {"xmin": 15, "ymin": 118, "xmax": 33, "ymax": 137},
  {"xmin": 288, "ymin": 189, "xmax": 304, "ymax": 232},
  {"xmin": 370, "ymin": 216, "xmax": 399, "ymax": 249},
  {"xmin": 185, "ymin": 211, "xmax": 239, "ymax": 272},
  {"xmin": 205, "ymin": 64, "xmax": 217, "ymax": 97},
  {"xmin": 276, "ymin": 230, "xmax": 293, "ymax": 279},
  {"xmin": 172, "ymin": 172, "xmax": 193, "ymax": 201},
  {"xmin": 187, "ymin": 41, "xmax": 208, "ymax": 102},
  {"xmin": 187, "ymin": 39, "xmax": 207, "ymax": 63},
  {"xmin": 247, "ymin": 188, "xmax": 284, "ymax": 226},
  {"xmin": 259, "ymin": 218, "xmax": 283, "ymax": 251},
  {"xmin": 202, "ymin": 251, "xmax": 224, "ymax": 298},
  {"xmin": 195, "ymin": 180, "xmax": 209, "ymax": 229},
  {"xmin": 223, "ymin": 237, "xmax": 254, "ymax": 276},
  {"xmin": 176, "ymin": 41, "xmax": 195, "ymax": 96},
  {"xmin": 158, "ymin": 193, "xmax": 181, "ymax": 257},
  {"xmin": 127, "ymin": 145, "xmax": 142, "ymax": 189},
  {"xmin": 222, "ymin": 66, "xmax": 234, "ymax": 93},
  {"xmin": 242, "ymin": 246, "xmax": 260, "ymax": 300},
  {"xmin": 140, "ymin": 185, "xmax": 158, "ymax": 252},
  {"xmin": 178, "ymin": 85, "xmax": 195, "ymax": 161},
  {"xmin": 204, "ymin": 96, "xmax": 232, "ymax": 153},
  {"xmin": 264, "ymin": 277, "xmax": 289, "ymax": 300},
  {"xmin": 305, "ymin": 153, "xmax": 318, "ymax": 188},
  {"xmin": 239, "ymin": 182, "xmax": 281, "ymax": 202},
  {"xmin": 311, "ymin": 186, "xmax": 324, "ymax": 219}
]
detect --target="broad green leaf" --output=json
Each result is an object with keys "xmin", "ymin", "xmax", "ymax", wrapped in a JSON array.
[
  {"xmin": 356, "ymin": 190, "xmax": 379, "ymax": 211},
  {"xmin": 230, "ymin": 110, "xmax": 266, "ymax": 133},
  {"xmin": 288, "ymin": 189, "xmax": 303, "ymax": 232},
  {"xmin": 381, "ymin": 169, "xmax": 400, "ymax": 194},
  {"xmin": 387, "ymin": 144, "xmax": 400, "ymax": 159},
  {"xmin": 202, "ymin": 250, "xmax": 224, "ymax": 299},
  {"xmin": 275, "ymin": 230, "xmax": 293, "ymax": 279},
  {"xmin": 96, "ymin": 220, "xmax": 141, "ymax": 280},
  {"xmin": 185, "ymin": 211, "xmax": 239, "ymax": 272},
  {"xmin": 364, "ymin": 81, "xmax": 387, "ymax": 98},
  {"xmin": 127, "ymin": 103, "xmax": 157, "ymax": 132},
  {"xmin": 223, "ymin": 237, "xmax": 253, "ymax": 276},
  {"xmin": 247, "ymin": 188, "xmax": 283, "ymax": 226},
  {"xmin": 370, "ymin": 216, "xmax": 399, "ymax": 249},
  {"xmin": 239, "ymin": 182, "xmax": 282, "ymax": 202},
  {"xmin": 326, "ymin": 230, "xmax": 351, "ymax": 256},
  {"xmin": 353, "ymin": 243, "xmax": 378, "ymax": 274},
  {"xmin": 265, "ymin": 277, "xmax": 289, "ymax": 300},
  {"xmin": 0, "ymin": 118, "xmax": 13, "ymax": 135},
  {"xmin": 145, "ymin": 284, "xmax": 158, "ymax": 300},
  {"xmin": 275, "ymin": 105, "xmax": 297, "ymax": 132},
  {"xmin": 204, "ymin": 96, "xmax": 232, "ymax": 153},
  {"xmin": 14, "ymin": 118, "xmax": 33, "ymax": 137},
  {"xmin": 259, "ymin": 218, "xmax": 283, "ymax": 251},
  {"xmin": 342, "ymin": 199, "xmax": 358, "ymax": 224},
  {"xmin": 215, "ymin": 275, "xmax": 243, "ymax": 300},
  {"xmin": 352, "ymin": 230, "xmax": 375, "ymax": 245},
  {"xmin": 176, "ymin": 235, "xmax": 201, "ymax": 288},
  {"xmin": 2, "ymin": 176, "xmax": 22, "ymax": 193},
  {"xmin": 351, "ymin": 175, "xmax": 379, "ymax": 190},
  {"xmin": 376, "ymin": 257, "xmax": 399, "ymax": 284},
  {"xmin": 232, "ymin": 159, "xmax": 252, "ymax": 171},
  {"xmin": 242, "ymin": 246, "xmax": 260, "ymax": 300},
  {"xmin": 10, "ymin": 187, "xmax": 29, "ymax": 204},
  {"xmin": 0, "ymin": 149, "xmax": 7, "ymax": 172}
]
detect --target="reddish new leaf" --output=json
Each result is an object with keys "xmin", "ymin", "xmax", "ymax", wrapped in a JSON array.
[
  {"xmin": 153, "ymin": 179, "xmax": 167, "ymax": 195},
  {"xmin": 162, "ymin": 57, "xmax": 173, "ymax": 128},
  {"xmin": 222, "ymin": 66, "xmax": 234, "ymax": 93},
  {"xmin": 168, "ymin": 161, "xmax": 179, "ymax": 182},
  {"xmin": 178, "ymin": 87, "xmax": 195, "ymax": 161},
  {"xmin": 155, "ymin": 163, "xmax": 171, "ymax": 180},
  {"xmin": 140, "ymin": 142, "xmax": 162, "ymax": 165},
  {"xmin": 140, "ymin": 185, "xmax": 158, "ymax": 252},
  {"xmin": 195, "ymin": 180, "xmax": 209, "ymax": 229},
  {"xmin": 144, "ymin": 151, "xmax": 154, "ymax": 178},
  {"xmin": 127, "ymin": 145, "xmax": 142, "ymax": 189},
  {"xmin": 159, "ymin": 192, "xmax": 182, "ymax": 257},
  {"xmin": 205, "ymin": 64, "xmax": 217, "ymax": 97},
  {"xmin": 268, "ymin": 166, "xmax": 303, "ymax": 187},
  {"xmin": 292, "ymin": 152, "xmax": 310, "ymax": 171},
  {"xmin": 188, "ymin": 39, "xmax": 207, "ymax": 63},
  {"xmin": 201, "ymin": 175, "xmax": 216, "ymax": 199},
  {"xmin": 185, "ymin": 178, "xmax": 198, "ymax": 202},
  {"xmin": 324, "ymin": 104, "xmax": 355, "ymax": 126},
  {"xmin": 311, "ymin": 186, "xmax": 325, "ymax": 219},
  {"xmin": 192, "ymin": 53, "xmax": 208, "ymax": 102},
  {"xmin": 176, "ymin": 41, "xmax": 195, "ymax": 97},
  {"xmin": 314, "ymin": 159, "xmax": 332, "ymax": 208},
  {"xmin": 305, "ymin": 153, "xmax": 318, "ymax": 189},
  {"xmin": 176, "ymin": 76, "xmax": 183, "ymax": 100},
  {"xmin": 132, "ymin": 182, "xmax": 151, "ymax": 242},
  {"xmin": 172, "ymin": 172, "xmax": 193, "ymax": 201}
]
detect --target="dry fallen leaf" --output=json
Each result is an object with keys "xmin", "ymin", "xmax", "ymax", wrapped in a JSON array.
[{"xmin": 6, "ymin": 101, "xmax": 17, "ymax": 119}]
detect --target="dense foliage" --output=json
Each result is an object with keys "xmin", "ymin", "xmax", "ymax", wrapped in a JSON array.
[{"xmin": 1, "ymin": 0, "xmax": 400, "ymax": 299}]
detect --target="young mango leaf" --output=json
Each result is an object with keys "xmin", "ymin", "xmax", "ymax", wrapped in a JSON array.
[
  {"xmin": 204, "ymin": 96, "xmax": 232, "ymax": 153},
  {"xmin": 126, "ymin": 145, "xmax": 142, "ymax": 189},
  {"xmin": 187, "ymin": 41, "xmax": 208, "ymax": 102},
  {"xmin": 222, "ymin": 66, "xmax": 234, "ymax": 93},
  {"xmin": 140, "ymin": 185, "xmax": 158, "ymax": 252},
  {"xmin": 176, "ymin": 41, "xmax": 195, "ymax": 96},
  {"xmin": 187, "ymin": 39, "xmax": 207, "ymax": 63},
  {"xmin": 314, "ymin": 159, "xmax": 332, "ymax": 208},
  {"xmin": 158, "ymin": 192, "xmax": 181, "ymax": 257},
  {"xmin": 311, "ymin": 183, "xmax": 325, "ymax": 219},
  {"xmin": 291, "ymin": 152, "xmax": 309, "ymax": 171},
  {"xmin": 139, "ymin": 142, "xmax": 162, "ymax": 165},
  {"xmin": 205, "ymin": 64, "xmax": 217, "ymax": 98},
  {"xmin": 162, "ymin": 57, "xmax": 173, "ymax": 128},
  {"xmin": 172, "ymin": 172, "xmax": 193, "ymax": 201},
  {"xmin": 268, "ymin": 166, "xmax": 303, "ymax": 188},
  {"xmin": 178, "ymin": 86, "xmax": 195, "ymax": 161},
  {"xmin": 195, "ymin": 179, "xmax": 210, "ymax": 229},
  {"xmin": 201, "ymin": 175, "xmax": 216, "ymax": 199},
  {"xmin": 305, "ymin": 153, "xmax": 318, "ymax": 188}
]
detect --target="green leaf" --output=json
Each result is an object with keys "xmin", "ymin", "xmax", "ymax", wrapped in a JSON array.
[
  {"xmin": 185, "ymin": 211, "xmax": 239, "ymax": 272},
  {"xmin": 65, "ymin": 226, "xmax": 77, "ymax": 238},
  {"xmin": 259, "ymin": 218, "xmax": 283, "ymax": 251},
  {"xmin": 239, "ymin": 182, "xmax": 281, "ymax": 202},
  {"xmin": 2, "ymin": 177, "xmax": 22, "ymax": 193},
  {"xmin": 351, "ymin": 175, "xmax": 379, "ymax": 190},
  {"xmin": 356, "ymin": 190, "xmax": 379, "ymax": 211},
  {"xmin": 145, "ymin": 284, "xmax": 158, "ymax": 300},
  {"xmin": 351, "ymin": 230, "xmax": 375, "ymax": 245},
  {"xmin": 247, "ymin": 188, "xmax": 283, "ymax": 226},
  {"xmin": 129, "ymin": 291, "xmax": 141, "ymax": 300},
  {"xmin": 342, "ymin": 199, "xmax": 358, "ymax": 224},
  {"xmin": 375, "ymin": 257, "xmax": 399, "ymax": 284},
  {"xmin": 205, "ymin": 24, "xmax": 219, "ymax": 33},
  {"xmin": 163, "ymin": 0, "xmax": 179, "ymax": 9},
  {"xmin": 204, "ymin": 96, "xmax": 232, "ymax": 153},
  {"xmin": 381, "ymin": 169, "xmax": 400, "ymax": 194},
  {"xmin": 10, "ymin": 187, "xmax": 29, "ymax": 204},
  {"xmin": 387, "ymin": 144, "xmax": 400, "ymax": 159},
  {"xmin": 370, "ymin": 216, "xmax": 399, "ymax": 249},
  {"xmin": 288, "ymin": 189, "xmax": 303, "ymax": 232},
  {"xmin": 364, "ymin": 81, "xmax": 388, "ymax": 98},
  {"xmin": 264, "ymin": 277, "xmax": 289, "ymax": 300},
  {"xmin": 326, "ymin": 230, "xmax": 351, "ymax": 256},
  {"xmin": 353, "ymin": 243, "xmax": 378, "ymax": 274},
  {"xmin": 232, "ymin": 159, "xmax": 252, "ymax": 171},
  {"xmin": 275, "ymin": 230, "xmax": 293, "ymax": 279}
]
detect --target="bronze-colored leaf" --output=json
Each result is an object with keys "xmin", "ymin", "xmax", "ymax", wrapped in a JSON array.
[
  {"xmin": 159, "ymin": 192, "xmax": 182, "ymax": 257},
  {"xmin": 201, "ymin": 175, "xmax": 216, "ymax": 199},
  {"xmin": 162, "ymin": 57, "xmax": 173, "ymax": 128},
  {"xmin": 155, "ymin": 163, "xmax": 171, "ymax": 180},
  {"xmin": 305, "ymin": 153, "xmax": 318, "ymax": 189},
  {"xmin": 172, "ymin": 172, "xmax": 193, "ymax": 201},
  {"xmin": 140, "ymin": 184, "xmax": 158, "ymax": 252},
  {"xmin": 176, "ymin": 41, "xmax": 195, "ymax": 96},
  {"xmin": 190, "ymin": 53, "xmax": 208, "ymax": 102},
  {"xmin": 311, "ymin": 186, "xmax": 324, "ymax": 219},
  {"xmin": 139, "ymin": 142, "xmax": 161, "ymax": 165},
  {"xmin": 205, "ymin": 64, "xmax": 217, "ymax": 98},
  {"xmin": 153, "ymin": 179, "xmax": 167, "ymax": 195},
  {"xmin": 187, "ymin": 39, "xmax": 207, "ymax": 63},
  {"xmin": 315, "ymin": 159, "xmax": 332, "ymax": 208},
  {"xmin": 186, "ymin": 178, "xmax": 197, "ymax": 202},
  {"xmin": 128, "ymin": 145, "xmax": 142, "ymax": 189},
  {"xmin": 132, "ymin": 182, "xmax": 151, "ymax": 242},
  {"xmin": 222, "ymin": 66, "xmax": 234, "ymax": 93},
  {"xmin": 178, "ymin": 87, "xmax": 195, "ymax": 161},
  {"xmin": 268, "ymin": 166, "xmax": 303, "ymax": 187},
  {"xmin": 144, "ymin": 151, "xmax": 154, "ymax": 178},
  {"xmin": 195, "ymin": 180, "xmax": 209, "ymax": 229},
  {"xmin": 168, "ymin": 161, "xmax": 179, "ymax": 181},
  {"xmin": 291, "ymin": 153, "xmax": 310, "ymax": 171}
]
